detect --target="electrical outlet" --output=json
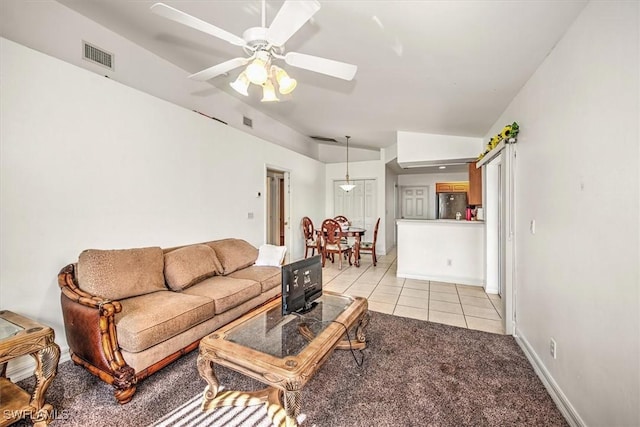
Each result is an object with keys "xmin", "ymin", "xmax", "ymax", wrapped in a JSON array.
[
  {"xmin": 446, "ymin": 259, "xmax": 452, "ymax": 266},
  {"xmin": 549, "ymin": 338, "xmax": 557, "ymax": 359},
  {"xmin": 247, "ymin": 212, "xmax": 254, "ymax": 219}
]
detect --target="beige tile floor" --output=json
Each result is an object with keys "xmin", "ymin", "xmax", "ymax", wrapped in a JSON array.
[{"xmin": 322, "ymin": 248, "xmax": 505, "ymax": 334}]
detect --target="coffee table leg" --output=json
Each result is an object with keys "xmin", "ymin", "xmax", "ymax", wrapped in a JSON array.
[
  {"xmin": 30, "ymin": 342, "xmax": 60, "ymax": 426},
  {"xmin": 197, "ymin": 349, "xmax": 220, "ymax": 404},
  {"xmin": 283, "ymin": 388, "xmax": 301, "ymax": 419}
]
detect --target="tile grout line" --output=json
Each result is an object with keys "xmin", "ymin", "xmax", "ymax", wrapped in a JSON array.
[{"xmin": 456, "ymin": 284, "xmax": 469, "ymax": 329}]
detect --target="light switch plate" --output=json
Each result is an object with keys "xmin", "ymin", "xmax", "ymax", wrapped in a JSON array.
[{"xmin": 530, "ymin": 219, "xmax": 536, "ymax": 235}]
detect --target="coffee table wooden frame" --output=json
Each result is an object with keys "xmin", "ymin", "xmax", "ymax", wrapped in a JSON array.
[
  {"xmin": 197, "ymin": 292, "xmax": 369, "ymax": 427},
  {"xmin": 0, "ymin": 311, "xmax": 60, "ymax": 427}
]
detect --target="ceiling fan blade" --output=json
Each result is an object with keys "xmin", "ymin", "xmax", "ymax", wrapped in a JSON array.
[
  {"xmin": 151, "ymin": 3, "xmax": 246, "ymax": 47},
  {"xmin": 188, "ymin": 57, "xmax": 250, "ymax": 81},
  {"xmin": 284, "ymin": 52, "xmax": 357, "ymax": 81},
  {"xmin": 266, "ymin": 0, "xmax": 321, "ymax": 47}
]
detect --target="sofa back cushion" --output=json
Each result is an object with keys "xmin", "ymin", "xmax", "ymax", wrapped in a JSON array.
[
  {"xmin": 206, "ymin": 239, "xmax": 258, "ymax": 275},
  {"xmin": 164, "ymin": 244, "xmax": 222, "ymax": 291},
  {"xmin": 77, "ymin": 247, "xmax": 165, "ymax": 300}
]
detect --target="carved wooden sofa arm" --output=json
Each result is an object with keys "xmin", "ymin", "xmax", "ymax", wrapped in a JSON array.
[{"xmin": 58, "ymin": 264, "xmax": 136, "ymax": 404}]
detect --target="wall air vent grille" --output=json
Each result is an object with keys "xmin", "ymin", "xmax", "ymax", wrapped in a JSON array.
[
  {"xmin": 243, "ymin": 116, "xmax": 253, "ymax": 128},
  {"xmin": 82, "ymin": 41, "xmax": 114, "ymax": 70}
]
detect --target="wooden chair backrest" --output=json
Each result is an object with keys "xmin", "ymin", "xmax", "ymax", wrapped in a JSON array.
[
  {"xmin": 302, "ymin": 217, "xmax": 314, "ymax": 240},
  {"xmin": 333, "ymin": 215, "xmax": 349, "ymax": 224},
  {"xmin": 371, "ymin": 217, "xmax": 381, "ymax": 244},
  {"xmin": 321, "ymin": 219, "xmax": 343, "ymax": 246}
]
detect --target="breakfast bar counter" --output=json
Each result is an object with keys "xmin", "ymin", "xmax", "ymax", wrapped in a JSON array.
[{"xmin": 396, "ymin": 219, "xmax": 485, "ymax": 286}]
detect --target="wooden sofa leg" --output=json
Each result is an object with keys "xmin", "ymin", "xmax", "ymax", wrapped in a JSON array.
[{"xmin": 113, "ymin": 366, "xmax": 137, "ymax": 404}]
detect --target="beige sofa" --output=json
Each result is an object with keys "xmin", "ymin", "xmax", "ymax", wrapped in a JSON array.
[{"xmin": 58, "ymin": 238, "xmax": 281, "ymax": 404}]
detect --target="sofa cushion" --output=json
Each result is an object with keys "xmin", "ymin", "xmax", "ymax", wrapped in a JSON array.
[
  {"xmin": 183, "ymin": 276, "xmax": 261, "ymax": 314},
  {"xmin": 77, "ymin": 247, "xmax": 165, "ymax": 300},
  {"xmin": 206, "ymin": 239, "xmax": 258, "ymax": 275},
  {"xmin": 228, "ymin": 266, "xmax": 282, "ymax": 293},
  {"xmin": 115, "ymin": 291, "xmax": 214, "ymax": 353},
  {"xmin": 164, "ymin": 244, "xmax": 222, "ymax": 291}
]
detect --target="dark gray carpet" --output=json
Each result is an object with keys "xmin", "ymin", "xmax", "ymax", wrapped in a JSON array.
[{"xmin": 16, "ymin": 312, "xmax": 567, "ymax": 426}]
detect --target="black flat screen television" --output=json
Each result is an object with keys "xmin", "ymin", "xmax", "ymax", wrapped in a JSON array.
[{"xmin": 281, "ymin": 255, "xmax": 323, "ymax": 315}]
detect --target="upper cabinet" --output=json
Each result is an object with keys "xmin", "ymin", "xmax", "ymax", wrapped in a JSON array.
[
  {"xmin": 435, "ymin": 182, "xmax": 469, "ymax": 193},
  {"xmin": 468, "ymin": 161, "xmax": 482, "ymax": 206}
]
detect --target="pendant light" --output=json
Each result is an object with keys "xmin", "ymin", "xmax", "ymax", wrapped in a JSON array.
[{"xmin": 340, "ymin": 136, "xmax": 356, "ymax": 192}]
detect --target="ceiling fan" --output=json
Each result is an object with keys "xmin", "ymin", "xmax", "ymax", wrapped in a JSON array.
[{"xmin": 151, "ymin": 0, "xmax": 357, "ymax": 99}]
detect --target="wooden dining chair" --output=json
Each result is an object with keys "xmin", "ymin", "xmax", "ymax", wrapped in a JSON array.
[
  {"xmin": 359, "ymin": 217, "xmax": 380, "ymax": 266},
  {"xmin": 320, "ymin": 218, "xmax": 353, "ymax": 269},
  {"xmin": 333, "ymin": 215, "xmax": 350, "ymax": 247},
  {"xmin": 333, "ymin": 215, "xmax": 349, "ymax": 224},
  {"xmin": 302, "ymin": 216, "xmax": 317, "ymax": 258}
]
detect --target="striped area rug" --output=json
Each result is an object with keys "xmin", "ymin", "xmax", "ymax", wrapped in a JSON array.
[{"xmin": 150, "ymin": 390, "xmax": 292, "ymax": 427}]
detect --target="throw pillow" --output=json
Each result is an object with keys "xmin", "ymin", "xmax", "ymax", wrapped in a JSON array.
[
  {"xmin": 77, "ymin": 247, "xmax": 165, "ymax": 300},
  {"xmin": 164, "ymin": 244, "xmax": 221, "ymax": 291},
  {"xmin": 206, "ymin": 239, "xmax": 259, "ymax": 275},
  {"xmin": 255, "ymin": 244, "xmax": 287, "ymax": 267}
]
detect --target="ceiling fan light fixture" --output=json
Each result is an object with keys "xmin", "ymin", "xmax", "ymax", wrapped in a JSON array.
[
  {"xmin": 261, "ymin": 79, "xmax": 279, "ymax": 102},
  {"xmin": 230, "ymin": 71, "xmax": 250, "ymax": 96},
  {"xmin": 273, "ymin": 66, "xmax": 297, "ymax": 95},
  {"xmin": 246, "ymin": 55, "xmax": 269, "ymax": 85}
]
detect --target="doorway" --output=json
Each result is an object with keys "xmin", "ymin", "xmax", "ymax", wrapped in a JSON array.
[
  {"xmin": 484, "ymin": 145, "xmax": 516, "ymax": 335},
  {"xmin": 266, "ymin": 169, "xmax": 288, "ymax": 252}
]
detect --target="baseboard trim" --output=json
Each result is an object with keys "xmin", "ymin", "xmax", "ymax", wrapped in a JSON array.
[
  {"xmin": 397, "ymin": 272, "xmax": 484, "ymax": 287},
  {"xmin": 514, "ymin": 328, "xmax": 585, "ymax": 427},
  {"xmin": 6, "ymin": 346, "xmax": 71, "ymax": 382}
]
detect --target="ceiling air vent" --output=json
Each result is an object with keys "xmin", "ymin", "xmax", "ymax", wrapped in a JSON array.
[
  {"xmin": 310, "ymin": 136, "xmax": 338, "ymax": 143},
  {"xmin": 82, "ymin": 41, "xmax": 114, "ymax": 70},
  {"xmin": 243, "ymin": 116, "xmax": 253, "ymax": 128}
]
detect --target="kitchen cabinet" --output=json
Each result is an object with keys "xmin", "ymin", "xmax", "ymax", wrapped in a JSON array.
[
  {"xmin": 468, "ymin": 161, "xmax": 482, "ymax": 206},
  {"xmin": 435, "ymin": 182, "xmax": 469, "ymax": 193}
]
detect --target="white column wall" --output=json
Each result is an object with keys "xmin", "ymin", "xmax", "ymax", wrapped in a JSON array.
[{"xmin": 0, "ymin": 38, "xmax": 326, "ymax": 357}]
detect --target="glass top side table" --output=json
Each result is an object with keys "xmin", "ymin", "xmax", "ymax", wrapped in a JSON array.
[{"xmin": 0, "ymin": 310, "xmax": 60, "ymax": 427}]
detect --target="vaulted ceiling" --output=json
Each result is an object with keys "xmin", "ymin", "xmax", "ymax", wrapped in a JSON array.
[{"xmin": 53, "ymin": 1, "xmax": 586, "ymax": 150}]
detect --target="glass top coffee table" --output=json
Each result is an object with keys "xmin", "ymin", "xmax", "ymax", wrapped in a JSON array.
[{"xmin": 197, "ymin": 291, "xmax": 369, "ymax": 427}]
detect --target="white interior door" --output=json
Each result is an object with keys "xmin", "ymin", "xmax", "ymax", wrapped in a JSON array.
[
  {"xmin": 400, "ymin": 186, "xmax": 429, "ymax": 219},
  {"xmin": 333, "ymin": 179, "xmax": 377, "ymax": 242}
]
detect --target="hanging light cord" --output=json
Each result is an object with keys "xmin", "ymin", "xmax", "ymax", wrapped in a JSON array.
[{"xmin": 345, "ymin": 135, "xmax": 351, "ymax": 183}]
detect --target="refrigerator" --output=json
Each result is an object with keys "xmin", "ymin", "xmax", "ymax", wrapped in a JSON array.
[{"xmin": 437, "ymin": 193, "xmax": 468, "ymax": 219}]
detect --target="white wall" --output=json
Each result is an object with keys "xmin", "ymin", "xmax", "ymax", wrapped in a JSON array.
[
  {"xmin": 325, "ymin": 160, "xmax": 387, "ymax": 254},
  {"xmin": 397, "ymin": 220, "xmax": 484, "ymax": 285},
  {"xmin": 384, "ymin": 165, "xmax": 398, "ymax": 251},
  {"xmin": 0, "ymin": 0, "xmax": 319, "ymax": 160},
  {"xmin": 318, "ymin": 143, "xmax": 381, "ymax": 163},
  {"xmin": 398, "ymin": 172, "xmax": 468, "ymax": 219},
  {"xmin": 484, "ymin": 2, "xmax": 639, "ymax": 425},
  {"xmin": 397, "ymin": 131, "xmax": 483, "ymax": 167},
  {"xmin": 0, "ymin": 38, "xmax": 326, "ymax": 359}
]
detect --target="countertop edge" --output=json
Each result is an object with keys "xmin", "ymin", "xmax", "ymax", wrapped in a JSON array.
[{"xmin": 396, "ymin": 219, "xmax": 485, "ymax": 225}]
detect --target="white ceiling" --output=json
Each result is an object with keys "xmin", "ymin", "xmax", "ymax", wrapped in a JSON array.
[{"xmin": 55, "ymin": 0, "xmax": 587, "ymax": 151}]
